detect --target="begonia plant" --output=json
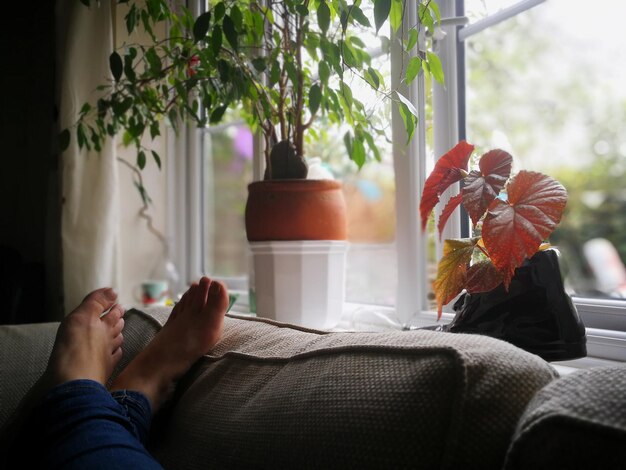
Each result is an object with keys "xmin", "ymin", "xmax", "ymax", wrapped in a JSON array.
[{"xmin": 420, "ymin": 140, "xmax": 568, "ymax": 317}]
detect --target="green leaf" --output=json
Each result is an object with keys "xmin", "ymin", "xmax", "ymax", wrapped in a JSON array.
[
  {"xmin": 349, "ymin": 5, "xmax": 371, "ymax": 27},
  {"xmin": 405, "ymin": 57, "xmax": 422, "ymax": 84},
  {"xmin": 252, "ymin": 57, "xmax": 266, "ymax": 71},
  {"xmin": 352, "ymin": 135, "xmax": 366, "ymax": 168},
  {"xmin": 318, "ymin": 61, "xmax": 330, "ymax": 85},
  {"xmin": 389, "ymin": 0, "xmax": 403, "ymax": 33},
  {"xmin": 269, "ymin": 60, "xmax": 281, "ymax": 86},
  {"xmin": 364, "ymin": 67, "xmax": 380, "ymax": 89},
  {"xmin": 309, "ymin": 84, "xmax": 322, "ymax": 115},
  {"xmin": 210, "ymin": 104, "xmax": 228, "ymax": 123},
  {"xmin": 211, "ymin": 24, "xmax": 223, "ymax": 56},
  {"xmin": 137, "ymin": 150, "xmax": 146, "ymax": 170},
  {"xmin": 363, "ymin": 132, "xmax": 381, "ymax": 162},
  {"xmin": 151, "ymin": 150, "xmax": 161, "ymax": 170},
  {"xmin": 122, "ymin": 131, "xmax": 134, "ymax": 147},
  {"xmin": 59, "ymin": 129, "xmax": 70, "ymax": 151},
  {"xmin": 396, "ymin": 91, "xmax": 419, "ymax": 118},
  {"xmin": 109, "ymin": 51, "xmax": 123, "ymax": 82},
  {"xmin": 145, "ymin": 48, "xmax": 162, "ymax": 74},
  {"xmin": 343, "ymin": 131, "xmax": 353, "ymax": 157},
  {"xmin": 317, "ymin": 2, "xmax": 331, "ymax": 34},
  {"xmin": 406, "ymin": 29, "xmax": 418, "ymax": 52},
  {"xmin": 426, "ymin": 51, "xmax": 444, "ymax": 84},
  {"xmin": 168, "ymin": 108, "xmax": 178, "ymax": 132},
  {"xmin": 223, "ymin": 15, "xmax": 238, "ymax": 50},
  {"xmin": 374, "ymin": 0, "xmax": 391, "ymax": 34},
  {"xmin": 149, "ymin": 120, "xmax": 160, "ymax": 139},
  {"xmin": 397, "ymin": 101, "xmax": 416, "ymax": 143},
  {"xmin": 193, "ymin": 12, "xmax": 211, "ymax": 42},
  {"xmin": 124, "ymin": 52, "xmax": 136, "ymax": 81},
  {"xmin": 214, "ymin": 2, "xmax": 226, "ymax": 21},
  {"xmin": 231, "ymin": 5, "xmax": 242, "ymax": 29},
  {"xmin": 125, "ymin": 4, "xmax": 136, "ymax": 33},
  {"xmin": 341, "ymin": 40, "xmax": 358, "ymax": 68},
  {"xmin": 429, "ymin": 1, "xmax": 441, "ymax": 22},
  {"xmin": 285, "ymin": 60, "xmax": 298, "ymax": 84},
  {"xmin": 79, "ymin": 102, "xmax": 92, "ymax": 115},
  {"xmin": 340, "ymin": 82, "xmax": 353, "ymax": 109},
  {"xmin": 77, "ymin": 123, "xmax": 87, "ymax": 149}
]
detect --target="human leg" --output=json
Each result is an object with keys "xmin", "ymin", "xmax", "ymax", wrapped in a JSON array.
[{"xmin": 6, "ymin": 278, "xmax": 228, "ymax": 468}]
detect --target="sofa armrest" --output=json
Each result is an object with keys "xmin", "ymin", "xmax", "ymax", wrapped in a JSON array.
[
  {"xmin": 0, "ymin": 322, "xmax": 59, "ymax": 430},
  {"xmin": 505, "ymin": 365, "xmax": 626, "ymax": 469}
]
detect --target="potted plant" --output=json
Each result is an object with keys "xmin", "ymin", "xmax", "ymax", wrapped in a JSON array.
[
  {"xmin": 419, "ymin": 140, "xmax": 586, "ymax": 360},
  {"xmin": 61, "ymin": 0, "xmax": 443, "ymax": 327}
]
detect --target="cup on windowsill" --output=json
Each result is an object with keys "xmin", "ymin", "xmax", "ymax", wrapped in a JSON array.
[{"xmin": 137, "ymin": 280, "xmax": 169, "ymax": 307}]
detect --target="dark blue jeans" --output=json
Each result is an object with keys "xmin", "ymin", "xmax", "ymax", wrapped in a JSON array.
[{"xmin": 11, "ymin": 379, "xmax": 163, "ymax": 469}]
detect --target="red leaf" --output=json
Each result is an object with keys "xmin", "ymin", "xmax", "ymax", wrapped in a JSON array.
[
  {"xmin": 420, "ymin": 141, "xmax": 474, "ymax": 231},
  {"xmin": 437, "ymin": 193, "xmax": 463, "ymax": 239},
  {"xmin": 433, "ymin": 237, "xmax": 479, "ymax": 319},
  {"xmin": 466, "ymin": 260, "xmax": 504, "ymax": 293},
  {"xmin": 461, "ymin": 149, "xmax": 512, "ymax": 226},
  {"xmin": 482, "ymin": 171, "xmax": 567, "ymax": 287}
]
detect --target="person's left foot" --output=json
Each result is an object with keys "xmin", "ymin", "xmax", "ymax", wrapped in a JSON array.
[{"xmin": 109, "ymin": 277, "xmax": 228, "ymax": 412}]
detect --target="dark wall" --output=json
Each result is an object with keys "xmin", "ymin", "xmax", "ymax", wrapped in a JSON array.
[{"xmin": 0, "ymin": 2, "xmax": 62, "ymax": 323}]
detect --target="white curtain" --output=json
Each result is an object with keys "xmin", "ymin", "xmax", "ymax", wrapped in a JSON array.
[{"xmin": 56, "ymin": 0, "xmax": 120, "ymax": 314}]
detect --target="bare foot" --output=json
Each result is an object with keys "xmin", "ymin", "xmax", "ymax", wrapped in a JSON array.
[
  {"xmin": 45, "ymin": 288, "xmax": 125, "ymax": 387},
  {"xmin": 11, "ymin": 288, "xmax": 125, "ymax": 423},
  {"xmin": 109, "ymin": 277, "xmax": 228, "ymax": 412}
]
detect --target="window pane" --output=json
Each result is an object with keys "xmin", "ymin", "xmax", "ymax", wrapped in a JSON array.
[
  {"xmin": 305, "ymin": 53, "xmax": 398, "ymax": 306},
  {"xmin": 465, "ymin": 0, "xmax": 626, "ymax": 300},
  {"xmin": 202, "ymin": 123, "xmax": 252, "ymax": 279}
]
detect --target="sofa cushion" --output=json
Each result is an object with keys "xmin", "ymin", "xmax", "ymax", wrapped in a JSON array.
[
  {"xmin": 125, "ymin": 307, "xmax": 557, "ymax": 470},
  {"xmin": 505, "ymin": 365, "xmax": 626, "ymax": 469},
  {"xmin": 0, "ymin": 308, "xmax": 162, "ymax": 434}
]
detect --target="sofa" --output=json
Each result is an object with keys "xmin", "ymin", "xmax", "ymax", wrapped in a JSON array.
[{"xmin": 1, "ymin": 307, "xmax": 625, "ymax": 469}]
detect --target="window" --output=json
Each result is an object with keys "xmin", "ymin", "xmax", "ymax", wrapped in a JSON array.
[
  {"xmin": 173, "ymin": 0, "xmax": 626, "ymax": 362},
  {"xmin": 451, "ymin": 0, "xmax": 626, "ymax": 361}
]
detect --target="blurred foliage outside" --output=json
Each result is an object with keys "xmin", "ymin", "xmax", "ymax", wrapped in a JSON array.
[{"xmin": 465, "ymin": 1, "xmax": 626, "ymax": 298}]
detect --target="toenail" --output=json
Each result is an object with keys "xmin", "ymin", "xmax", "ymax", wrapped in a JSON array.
[
  {"xmin": 104, "ymin": 288, "xmax": 117, "ymax": 300},
  {"xmin": 209, "ymin": 281, "xmax": 221, "ymax": 295}
]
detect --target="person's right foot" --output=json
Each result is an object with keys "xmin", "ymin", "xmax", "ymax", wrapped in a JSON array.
[
  {"xmin": 18, "ymin": 288, "xmax": 125, "ymax": 417},
  {"xmin": 109, "ymin": 277, "xmax": 228, "ymax": 412}
]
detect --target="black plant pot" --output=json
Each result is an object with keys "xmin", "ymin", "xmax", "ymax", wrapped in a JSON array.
[{"xmin": 425, "ymin": 249, "xmax": 587, "ymax": 362}]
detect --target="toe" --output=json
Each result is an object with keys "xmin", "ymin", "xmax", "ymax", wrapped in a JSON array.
[
  {"xmin": 169, "ymin": 284, "xmax": 195, "ymax": 321},
  {"xmin": 207, "ymin": 280, "xmax": 229, "ymax": 314},
  {"xmin": 192, "ymin": 277, "xmax": 211, "ymax": 312},
  {"xmin": 77, "ymin": 288, "xmax": 118, "ymax": 317},
  {"xmin": 102, "ymin": 304, "xmax": 124, "ymax": 325},
  {"xmin": 112, "ymin": 317, "xmax": 125, "ymax": 338},
  {"xmin": 112, "ymin": 346, "xmax": 123, "ymax": 363},
  {"xmin": 112, "ymin": 332, "xmax": 124, "ymax": 352}
]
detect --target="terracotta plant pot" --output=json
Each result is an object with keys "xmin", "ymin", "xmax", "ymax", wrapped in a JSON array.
[{"xmin": 245, "ymin": 179, "xmax": 347, "ymax": 241}]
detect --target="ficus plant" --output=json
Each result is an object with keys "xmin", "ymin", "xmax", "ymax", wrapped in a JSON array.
[
  {"xmin": 60, "ymin": 0, "xmax": 444, "ymax": 187},
  {"xmin": 420, "ymin": 140, "xmax": 568, "ymax": 317}
]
